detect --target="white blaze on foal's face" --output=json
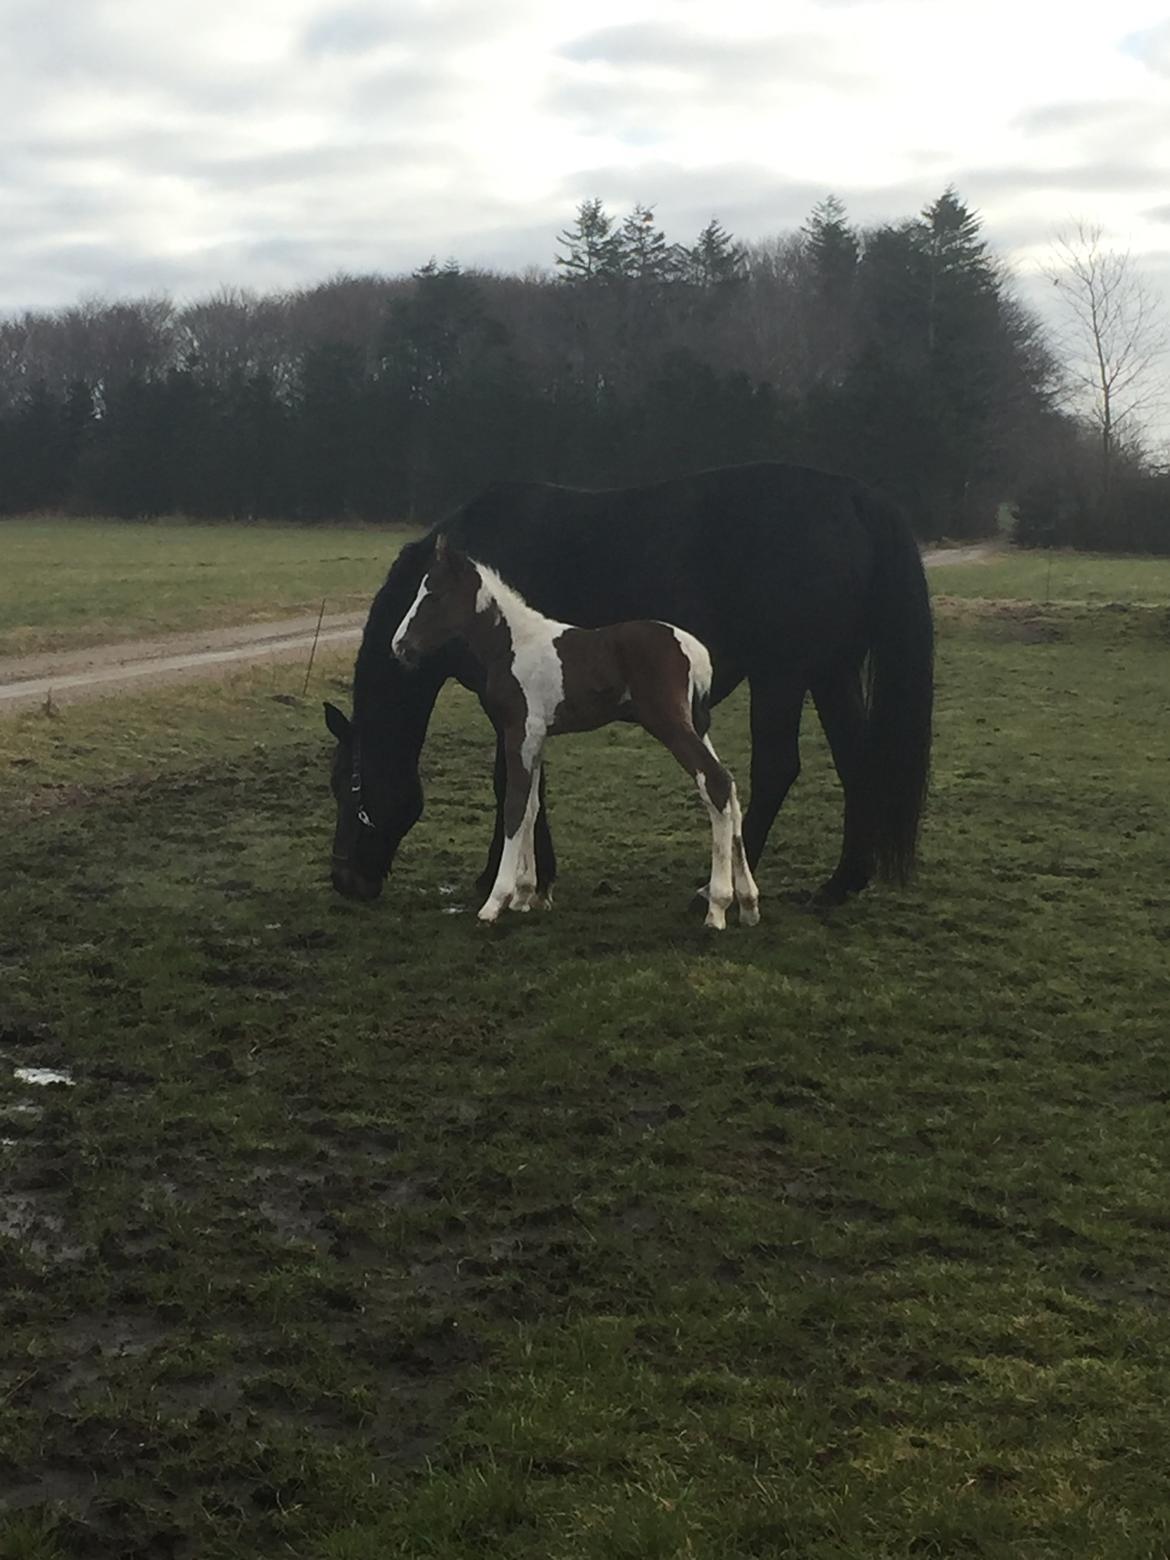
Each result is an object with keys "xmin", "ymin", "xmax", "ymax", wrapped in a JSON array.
[
  {"xmin": 392, "ymin": 544, "xmax": 479, "ymax": 664},
  {"xmin": 391, "ymin": 574, "xmax": 432, "ymax": 659}
]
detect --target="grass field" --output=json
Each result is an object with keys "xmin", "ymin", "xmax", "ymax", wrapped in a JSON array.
[
  {"xmin": 2, "ymin": 551, "xmax": 1170, "ymax": 1557},
  {"xmin": 0, "ymin": 518, "xmax": 414, "ymax": 659},
  {"xmin": 4, "ymin": 518, "xmax": 1169, "ymax": 664},
  {"xmin": 930, "ymin": 549, "xmax": 1170, "ymax": 605}
]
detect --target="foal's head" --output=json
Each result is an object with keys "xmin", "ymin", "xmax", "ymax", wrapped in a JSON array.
[{"xmin": 391, "ymin": 535, "xmax": 480, "ymax": 670}]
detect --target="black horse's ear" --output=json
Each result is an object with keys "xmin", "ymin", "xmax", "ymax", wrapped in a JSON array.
[{"xmin": 323, "ymin": 702, "xmax": 352, "ymax": 743}]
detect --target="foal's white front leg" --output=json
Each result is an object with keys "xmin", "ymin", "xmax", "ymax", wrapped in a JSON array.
[{"xmin": 479, "ymin": 754, "xmax": 542, "ymax": 922}]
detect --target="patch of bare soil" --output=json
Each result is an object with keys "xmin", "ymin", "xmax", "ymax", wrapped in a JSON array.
[
  {"xmin": 0, "ymin": 612, "xmax": 365, "ymax": 714},
  {"xmin": 920, "ymin": 543, "xmax": 998, "ymax": 567}
]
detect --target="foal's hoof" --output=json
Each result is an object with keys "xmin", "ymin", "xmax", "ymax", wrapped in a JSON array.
[{"xmin": 739, "ymin": 900, "xmax": 761, "ymax": 927}]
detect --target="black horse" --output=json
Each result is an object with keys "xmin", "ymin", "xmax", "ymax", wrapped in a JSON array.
[{"xmin": 326, "ymin": 462, "xmax": 933, "ymax": 907}]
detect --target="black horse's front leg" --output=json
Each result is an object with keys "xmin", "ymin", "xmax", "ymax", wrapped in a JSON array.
[{"xmin": 476, "ymin": 730, "xmax": 556, "ymax": 901}]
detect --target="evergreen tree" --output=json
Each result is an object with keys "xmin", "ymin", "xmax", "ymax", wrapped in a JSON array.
[
  {"xmin": 683, "ymin": 218, "xmax": 747, "ymax": 288},
  {"xmin": 803, "ymin": 195, "xmax": 858, "ymax": 299},
  {"xmin": 616, "ymin": 204, "xmax": 673, "ymax": 285},
  {"xmin": 798, "ymin": 196, "xmax": 861, "ymax": 392},
  {"xmin": 915, "ymin": 187, "xmax": 996, "ymax": 356},
  {"xmin": 836, "ymin": 190, "xmax": 1055, "ymax": 534},
  {"xmin": 555, "ymin": 199, "xmax": 623, "ymax": 283}
]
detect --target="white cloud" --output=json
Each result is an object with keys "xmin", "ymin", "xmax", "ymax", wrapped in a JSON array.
[
  {"xmin": 1124, "ymin": 18, "xmax": 1170, "ymax": 75},
  {"xmin": 0, "ymin": 0, "xmax": 1168, "ymax": 314}
]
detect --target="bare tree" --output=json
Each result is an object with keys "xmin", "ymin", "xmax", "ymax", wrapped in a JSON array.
[{"xmin": 1045, "ymin": 223, "xmax": 1168, "ymax": 497}]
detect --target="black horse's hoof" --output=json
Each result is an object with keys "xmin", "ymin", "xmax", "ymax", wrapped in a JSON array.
[
  {"xmin": 808, "ymin": 872, "xmax": 869, "ymax": 909},
  {"xmin": 809, "ymin": 882, "xmax": 849, "ymax": 909}
]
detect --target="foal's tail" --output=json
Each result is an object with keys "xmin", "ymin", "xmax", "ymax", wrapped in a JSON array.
[
  {"xmin": 691, "ymin": 684, "xmax": 712, "ymax": 738},
  {"xmin": 861, "ymin": 495, "xmax": 934, "ymax": 882}
]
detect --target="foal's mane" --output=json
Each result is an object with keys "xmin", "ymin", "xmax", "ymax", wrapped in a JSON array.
[{"xmin": 466, "ymin": 558, "xmax": 547, "ymax": 630}]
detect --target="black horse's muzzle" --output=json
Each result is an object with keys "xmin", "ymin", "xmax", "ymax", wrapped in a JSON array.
[
  {"xmin": 393, "ymin": 641, "xmax": 421, "ymax": 671},
  {"xmin": 331, "ymin": 859, "xmax": 384, "ymax": 901}
]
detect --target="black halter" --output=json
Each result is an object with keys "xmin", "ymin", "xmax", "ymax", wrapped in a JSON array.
[{"xmin": 350, "ymin": 738, "xmax": 375, "ymax": 831}]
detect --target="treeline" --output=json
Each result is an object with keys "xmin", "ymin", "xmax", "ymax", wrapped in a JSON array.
[
  {"xmin": 2, "ymin": 188, "xmax": 1158, "ymax": 544},
  {"xmin": 1012, "ymin": 439, "xmax": 1170, "ymax": 554}
]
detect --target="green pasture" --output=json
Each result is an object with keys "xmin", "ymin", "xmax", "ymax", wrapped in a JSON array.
[
  {"xmin": 0, "ymin": 518, "xmax": 414, "ymax": 658},
  {"xmin": 930, "ymin": 548, "xmax": 1170, "ymax": 605},
  {"xmin": 2, "ymin": 559, "xmax": 1169, "ymax": 1556},
  {"xmin": 4, "ymin": 515, "xmax": 1170, "ymax": 665}
]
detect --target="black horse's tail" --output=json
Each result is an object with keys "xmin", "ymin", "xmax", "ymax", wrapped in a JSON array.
[{"xmin": 861, "ymin": 495, "xmax": 934, "ymax": 883}]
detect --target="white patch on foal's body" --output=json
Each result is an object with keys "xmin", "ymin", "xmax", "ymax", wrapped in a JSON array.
[
  {"xmin": 667, "ymin": 625, "xmax": 713, "ymax": 707},
  {"xmin": 474, "ymin": 563, "xmax": 568, "ymax": 767},
  {"xmin": 464, "ymin": 563, "xmax": 571, "ymax": 920}
]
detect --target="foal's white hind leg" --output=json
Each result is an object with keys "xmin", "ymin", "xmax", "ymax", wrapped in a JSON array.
[
  {"xmin": 510, "ymin": 762, "xmax": 542, "ymax": 912},
  {"xmin": 728, "ymin": 781, "xmax": 760, "ymax": 926},
  {"xmin": 699, "ymin": 735, "xmax": 758, "ymax": 927},
  {"xmin": 696, "ymin": 775, "xmax": 734, "ymax": 930}
]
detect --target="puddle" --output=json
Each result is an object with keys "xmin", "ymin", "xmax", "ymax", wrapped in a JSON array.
[
  {"xmin": 0, "ymin": 1191, "xmax": 86, "ymax": 1262},
  {"xmin": 13, "ymin": 1065, "xmax": 74, "ymax": 1087},
  {"xmin": 438, "ymin": 884, "xmax": 459, "ymax": 896},
  {"xmin": 441, "ymin": 906, "xmax": 467, "ymax": 916}
]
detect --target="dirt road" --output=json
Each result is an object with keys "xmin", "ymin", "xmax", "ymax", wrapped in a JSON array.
[
  {"xmin": 0, "ymin": 611, "xmax": 366, "ymax": 713},
  {"xmin": 0, "ymin": 545, "xmax": 991, "ymax": 715},
  {"xmin": 922, "ymin": 544, "xmax": 994, "ymax": 568}
]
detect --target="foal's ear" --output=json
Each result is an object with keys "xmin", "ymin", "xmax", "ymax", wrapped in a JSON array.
[
  {"xmin": 433, "ymin": 533, "xmax": 468, "ymax": 573},
  {"xmin": 323, "ymin": 701, "xmax": 352, "ymax": 744}
]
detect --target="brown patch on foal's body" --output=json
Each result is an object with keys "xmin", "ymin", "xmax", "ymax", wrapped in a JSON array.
[
  {"xmin": 556, "ymin": 624, "xmax": 734, "ymax": 816},
  {"xmin": 550, "ymin": 623, "xmax": 681, "ymax": 733}
]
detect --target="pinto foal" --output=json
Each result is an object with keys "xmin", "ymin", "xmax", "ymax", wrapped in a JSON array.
[{"xmin": 391, "ymin": 537, "xmax": 759, "ymax": 929}]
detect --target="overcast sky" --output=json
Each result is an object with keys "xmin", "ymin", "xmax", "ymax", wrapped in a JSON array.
[{"xmin": 2, "ymin": 0, "xmax": 1168, "ymax": 313}]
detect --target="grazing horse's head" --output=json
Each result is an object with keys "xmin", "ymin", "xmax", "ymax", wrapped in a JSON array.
[
  {"xmin": 325, "ymin": 539, "xmax": 470, "ymax": 902},
  {"xmin": 324, "ymin": 702, "xmax": 424, "ymax": 901},
  {"xmin": 390, "ymin": 535, "xmax": 479, "ymax": 669}
]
